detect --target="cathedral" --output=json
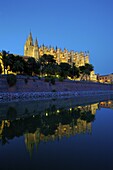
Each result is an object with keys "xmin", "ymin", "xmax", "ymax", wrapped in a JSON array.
[
  {"xmin": 24, "ymin": 32, "xmax": 89, "ymax": 66},
  {"xmin": 24, "ymin": 32, "xmax": 97, "ymax": 81}
]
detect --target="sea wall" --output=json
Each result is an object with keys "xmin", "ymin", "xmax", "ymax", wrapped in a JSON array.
[{"xmin": 0, "ymin": 76, "xmax": 113, "ymax": 101}]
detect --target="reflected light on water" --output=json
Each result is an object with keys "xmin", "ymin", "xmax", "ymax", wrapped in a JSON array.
[{"xmin": 0, "ymin": 97, "xmax": 113, "ymax": 170}]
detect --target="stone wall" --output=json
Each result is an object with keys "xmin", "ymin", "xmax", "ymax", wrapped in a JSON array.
[
  {"xmin": 0, "ymin": 76, "xmax": 113, "ymax": 102},
  {"xmin": 0, "ymin": 76, "xmax": 113, "ymax": 93}
]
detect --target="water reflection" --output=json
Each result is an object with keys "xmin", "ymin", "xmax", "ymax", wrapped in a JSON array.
[
  {"xmin": 99, "ymin": 100, "xmax": 113, "ymax": 109},
  {"xmin": 0, "ymin": 98, "xmax": 113, "ymax": 170},
  {"xmin": 0, "ymin": 101, "xmax": 99, "ymax": 156}
]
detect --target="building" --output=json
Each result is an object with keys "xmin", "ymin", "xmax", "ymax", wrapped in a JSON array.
[
  {"xmin": 98, "ymin": 73, "xmax": 113, "ymax": 84},
  {"xmin": 24, "ymin": 32, "xmax": 97, "ymax": 81},
  {"xmin": 24, "ymin": 32, "xmax": 89, "ymax": 65},
  {"xmin": 24, "ymin": 32, "xmax": 39, "ymax": 61}
]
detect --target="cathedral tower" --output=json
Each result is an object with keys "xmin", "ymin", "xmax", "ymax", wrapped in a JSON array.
[
  {"xmin": 24, "ymin": 32, "xmax": 39, "ymax": 60},
  {"xmin": 33, "ymin": 38, "xmax": 39, "ymax": 60}
]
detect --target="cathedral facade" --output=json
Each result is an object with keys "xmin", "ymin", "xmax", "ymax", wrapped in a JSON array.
[{"xmin": 24, "ymin": 32, "xmax": 89, "ymax": 66}]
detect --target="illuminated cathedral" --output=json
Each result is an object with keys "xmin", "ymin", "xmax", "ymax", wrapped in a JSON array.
[
  {"xmin": 24, "ymin": 32, "xmax": 97, "ymax": 81},
  {"xmin": 24, "ymin": 32, "xmax": 89, "ymax": 65}
]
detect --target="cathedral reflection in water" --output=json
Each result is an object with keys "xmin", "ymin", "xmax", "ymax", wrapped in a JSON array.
[{"xmin": 0, "ymin": 100, "xmax": 113, "ymax": 157}]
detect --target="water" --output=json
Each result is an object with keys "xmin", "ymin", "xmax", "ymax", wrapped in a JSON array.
[{"xmin": 0, "ymin": 97, "xmax": 113, "ymax": 170}]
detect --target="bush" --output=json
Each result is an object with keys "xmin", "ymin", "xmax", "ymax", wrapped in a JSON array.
[{"xmin": 7, "ymin": 74, "xmax": 17, "ymax": 87}]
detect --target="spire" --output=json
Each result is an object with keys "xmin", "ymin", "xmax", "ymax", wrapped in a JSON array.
[
  {"xmin": 34, "ymin": 38, "xmax": 38, "ymax": 46},
  {"xmin": 29, "ymin": 31, "xmax": 32, "ymax": 37},
  {"xmin": 28, "ymin": 32, "xmax": 33, "ymax": 46}
]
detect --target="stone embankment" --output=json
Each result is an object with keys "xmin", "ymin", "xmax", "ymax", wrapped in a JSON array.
[
  {"xmin": 0, "ymin": 75, "xmax": 113, "ymax": 102},
  {"xmin": 0, "ymin": 90, "xmax": 113, "ymax": 102}
]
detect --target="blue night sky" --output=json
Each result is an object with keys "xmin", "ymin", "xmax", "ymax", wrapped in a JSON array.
[{"xmin": 0, "ymin": 0, "xmax": 113, "ymax": 75}]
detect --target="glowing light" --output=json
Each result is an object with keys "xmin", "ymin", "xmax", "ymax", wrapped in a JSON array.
[
  {"xmin": 100, "ymin": 102, "xmax": 104, "ymax": 105},
  {"xmin": 46, "ymin": 112, "xmax": 48, "ymax": 116},
  {"xmin": 70, "ymin": 108, "xmax": 72, "ymax": 111},
  {"xmin": 108, "ymin": 101, "xmax": 111, "ymax": 104},
  {"xmin": 57, "ymin": 110, "xmax": 60, "ymax": 113}
]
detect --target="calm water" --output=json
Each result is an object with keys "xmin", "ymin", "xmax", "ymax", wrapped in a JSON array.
[{"xmin": 0, "ymin": 97, "xmax": 113, "ymax": 170}]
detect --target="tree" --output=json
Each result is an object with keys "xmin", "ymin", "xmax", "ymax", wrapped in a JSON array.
[
  {"xmin": 1, "ymin": 52, "xmax": 25, "ymax": 74},
  {"xmin": 39, "ymin": 54, "xmax": 56, "ymax": 65},
  {"xmin": 12, "ymin": 60, "xmax": 24, "ymax": 74},
  {"xmin": 59, "ymin": 63, "xmax": 71, "ymax": 78},
  {"xmin": 43, "ymin": 64, "xmax": 54, "ymax": 76},
  {"xmin": 79, "ymin": 63, "xmax": 94, "ymax": 80},
  {"xmin": 0, "ymin": 63, "xmax": 2, "ymax": 74},
  {"xmin": 69, "ymin": 63, "xmax": 80, "ymax": 79},
  {"xmin": 1, "ymin": 50, "xmax": 10, "ymax": 74},
  {"xmin": 25, "ymin": 57, "xmax": 37, "ymax": 76},
  {"xmin": 38, "ymin": 54, "xmax": 58, "ymax": 77},
  {"xmin": 7, "ymin": 54, "xmax": 16, "ymax": 71},
  {"xmin": 33, "ymin": 62, "xmax": 40, "ymax": 75}
]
